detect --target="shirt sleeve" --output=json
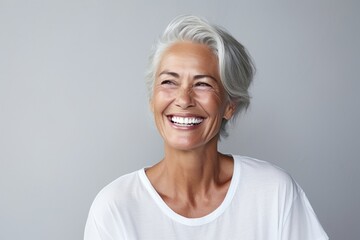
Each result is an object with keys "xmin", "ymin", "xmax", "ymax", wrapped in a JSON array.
[
  {"xmin": 84, "ymin": 211, "xmax": 103, "ymax": 240},
  {"xmin": 83, "ymin": 197, "xmax": 126, "ymax": 240},
  {"xmin": 281, "ymin": 189, "xmax": 329, "ymax": 240}
]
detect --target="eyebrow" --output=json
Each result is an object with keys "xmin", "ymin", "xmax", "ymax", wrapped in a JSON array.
[
  {"xmin": 158, "ymin": 71, "xmax": 218, "ymax": 82},
  {"xmin": 194, "ymin": 74, "xmax": 218, "ymax": 82},
  {"xmin": 158, "ymin": 71, "xmax": 179, "ymax": 78}
]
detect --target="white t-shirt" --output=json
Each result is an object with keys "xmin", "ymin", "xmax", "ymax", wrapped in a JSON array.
[{"xmin": 84, "ymin": 156, "xmax": 329, "ymax": 240}]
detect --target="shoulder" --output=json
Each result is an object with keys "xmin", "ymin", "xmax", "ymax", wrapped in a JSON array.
[
  {"xmin": 231, "ymin": 156, "xmax": 328, "ymax": 239},
  {"xmin": 85, "ymin": 170, "xmax": 143, "ymax": 239},
  {"xmin": 88, "ymin": 169, "xmax": 143, "ymax": 214},
  {"xmin": 233, "ymin": 155, "xmax": 301, "ymax": 197},
  {"xmin": 234, "ymin": 155, "xmax": 294, "ymax": 180}
]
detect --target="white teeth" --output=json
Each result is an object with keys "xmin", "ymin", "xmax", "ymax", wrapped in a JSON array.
[{"xmin": 171, "ymin": 116, "xmax": 203, "ymax": 126}]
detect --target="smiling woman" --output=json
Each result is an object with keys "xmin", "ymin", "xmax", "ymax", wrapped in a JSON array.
[
  {"xmin": 151, "ymin": 41, "xmax": 234, "ymax": 151},
  {"xmin": 84, "ymin": 15, "xmax": 329, "ymax": 240}
]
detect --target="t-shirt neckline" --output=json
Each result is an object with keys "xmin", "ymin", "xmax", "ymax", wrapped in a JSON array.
[{"xmin": 138, "ymin": 155, "xmax": 240, "ymax": 226}]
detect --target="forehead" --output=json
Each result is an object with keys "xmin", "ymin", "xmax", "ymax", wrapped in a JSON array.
[{"xmin": 157, "ymin": 41, "xmax": 219, "ymax": 75}]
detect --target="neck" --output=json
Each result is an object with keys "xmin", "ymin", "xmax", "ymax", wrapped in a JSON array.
[
  {"xmin": 144, "ymin": 136, "xmax": 234, "ymax": 218},
  {"xmin": 155, "ymin": 137, "xmax": 229, "ymax": 199},
  {"xmin": 146, "ymin": 135, "xmax": 233, "ymax": 217},
  {"xmin": 165, "ymin": 148, "xmax": 220, "ymax": 189}
]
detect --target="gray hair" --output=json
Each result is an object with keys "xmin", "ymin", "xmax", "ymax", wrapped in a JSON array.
[{"xmin": 146, "ymin": 15, "xmax": 255, "ymax": 137}]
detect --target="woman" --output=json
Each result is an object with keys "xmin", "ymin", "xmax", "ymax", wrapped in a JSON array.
[{"xmin": 84, "ymin": 15, "xmax": 328, "ymax": 240}]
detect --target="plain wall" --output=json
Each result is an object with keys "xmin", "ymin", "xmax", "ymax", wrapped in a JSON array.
[{"xmin": 1, "ymin": 0, "xmax": 359, "ymax": 239}]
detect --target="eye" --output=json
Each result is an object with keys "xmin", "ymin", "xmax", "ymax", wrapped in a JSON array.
[
  {"xmin": 160, "ymin": 80, "xmax": 175, "ymax": 85},
  {"xmin": 194, "ymin": 82, "xmax": 212, "ymax": 88},
  {"xmin": 159, "ymin": 80, "xmax": 178, "ymax": 89}
]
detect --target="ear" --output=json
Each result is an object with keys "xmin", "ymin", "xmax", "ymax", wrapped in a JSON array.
[
  {"xmin": 149, "ymin": 98, "xmax": 154, "ymax": 113},
  {"xmin": 223, "ymin": 101, "xmax": 236, "ymax": 120}
]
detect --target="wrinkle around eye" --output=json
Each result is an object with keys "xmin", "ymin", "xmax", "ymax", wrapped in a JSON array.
[{"xmin": 158, "ymin": 79, "xmax": 178, "ymax": 89}]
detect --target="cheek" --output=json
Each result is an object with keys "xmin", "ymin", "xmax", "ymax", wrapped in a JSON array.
[
  {"xmin": 194, "ymin": 91, "xmax": 224, "ymax": 112},
  {"xmin": 152, "ymin": 89, "xmax": 174, "ymax": 112}
]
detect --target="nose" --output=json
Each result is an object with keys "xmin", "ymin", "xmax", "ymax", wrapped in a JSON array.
[{"xmin": 175, "ymin": 87, "xmax": 195, "ymax": 109}]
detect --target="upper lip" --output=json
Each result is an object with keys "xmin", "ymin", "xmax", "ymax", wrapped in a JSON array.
[{"xmin": 166, "ymin": 113, "xmax": 205, "ymax": 119}]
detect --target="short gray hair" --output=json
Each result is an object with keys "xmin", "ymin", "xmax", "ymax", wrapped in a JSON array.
[{"xmin": 146, "ymin": 15, "xmax": 255, "ymax": 137}]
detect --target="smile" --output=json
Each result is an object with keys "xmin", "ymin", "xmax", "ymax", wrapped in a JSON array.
[{"xmin": 169, "ymin": 116, "xmax": 204, "ymax": 126}]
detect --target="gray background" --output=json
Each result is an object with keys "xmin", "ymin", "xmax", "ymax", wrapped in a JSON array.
[{"xmin": 1, "ymin": 0, "xmax": 359, "ymax": 239}]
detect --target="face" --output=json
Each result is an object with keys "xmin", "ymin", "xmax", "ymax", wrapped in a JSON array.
[{"xmin": 150, "ymin": 41, "xmax": 235, "ymax": 151}]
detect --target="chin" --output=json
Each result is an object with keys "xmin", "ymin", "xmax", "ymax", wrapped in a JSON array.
[
  {"xmin": 167, "ymin": 141, "xmax": 199, "ymax": 151},
  {"xmin": 164, "ymin": 134, "xmax": 218, "ymax": 151}
]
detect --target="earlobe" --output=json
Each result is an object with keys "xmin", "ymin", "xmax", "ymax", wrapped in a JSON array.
[{"xmin": 224, "ymin": 102, "xmax": 236, "ymax": 120}]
